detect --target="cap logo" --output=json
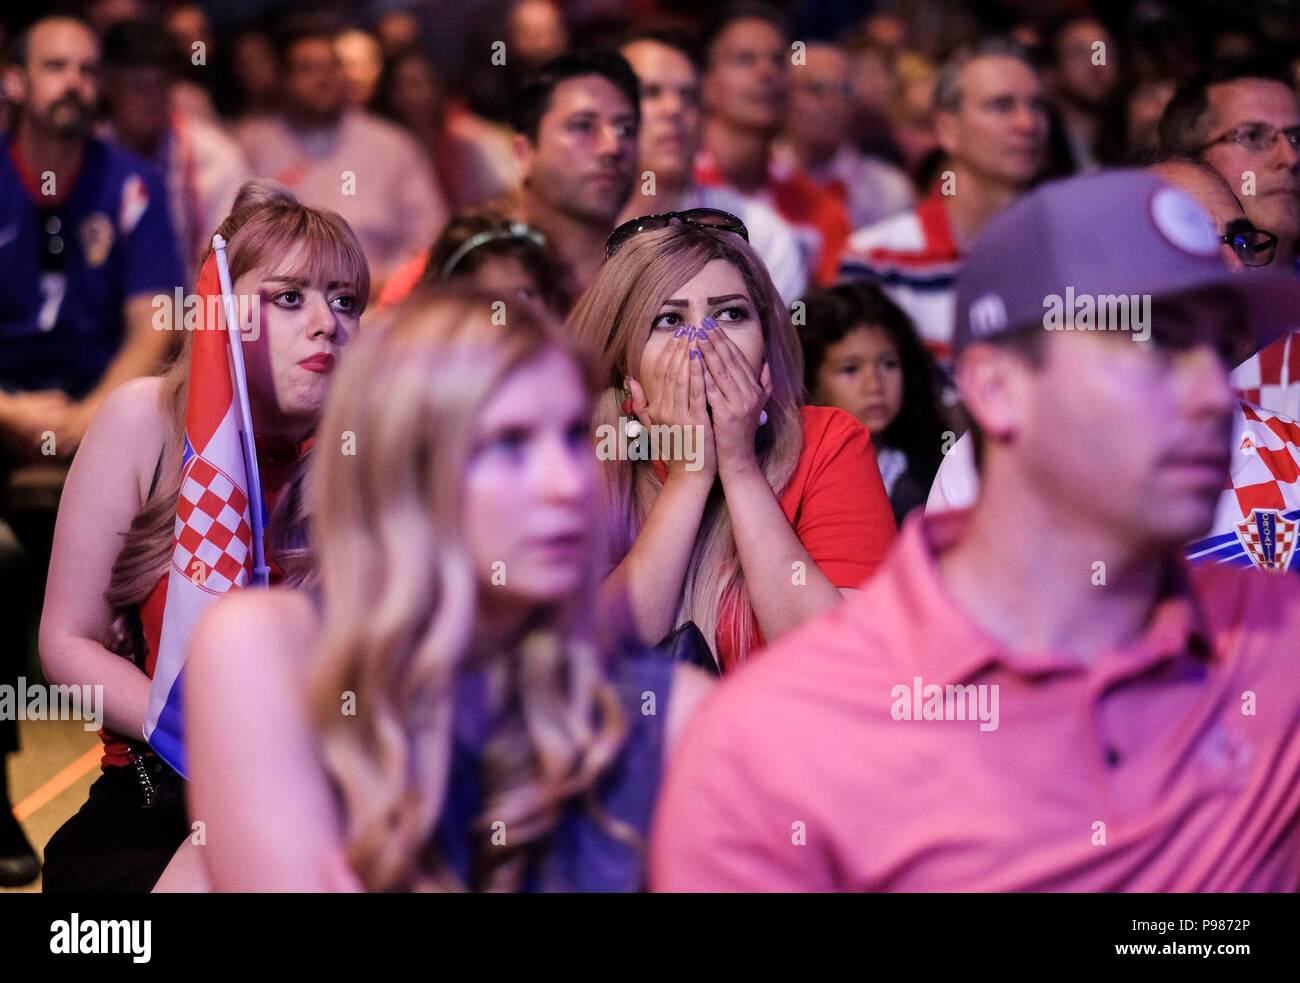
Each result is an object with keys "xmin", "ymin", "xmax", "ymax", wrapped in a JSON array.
[
  {"xmin": 1150, "ymin": 187, "xmax": 1219, "ymax": 257},
  {"xmin": 969, "ymin": 293, "xmax": 1008, "ymax": 336}
]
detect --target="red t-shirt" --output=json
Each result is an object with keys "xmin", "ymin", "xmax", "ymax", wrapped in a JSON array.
[{"xmin": 654, "ymin": 405, "xmax": 896, "ymax": 670}]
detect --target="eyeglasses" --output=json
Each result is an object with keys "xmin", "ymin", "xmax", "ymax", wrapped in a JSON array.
[
  {"xmin": 1198, "ymin": 122, "xmax": 1300, "ymax": 155},
  {"xmin": 1222, "ymin": 218, "xmax": 1278, "ymax": 267},
  {"xmin": 605, "ymin": 208, "xmax": 749, "ymax": 259}
]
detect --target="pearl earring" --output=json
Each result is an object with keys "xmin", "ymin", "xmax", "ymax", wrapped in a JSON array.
[
  {"xmin": 758, "ymin": 409, "xmax": 769, "ymax": 426},
  {"xmin": 621, "ymin": 386, "xmax": 644, "ymax": 439}
]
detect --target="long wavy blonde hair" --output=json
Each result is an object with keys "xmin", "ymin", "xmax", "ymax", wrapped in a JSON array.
[
  {"xmin": 103, "ymin": 179, "xmax": 370, "ymax": 652},
  {"xmin": 566, "ymin": 225, "xmax": 805, "ymax": 664},
  {"xmin": 307, "ymin": 286, "xmax": 630, "ymax": 892}
]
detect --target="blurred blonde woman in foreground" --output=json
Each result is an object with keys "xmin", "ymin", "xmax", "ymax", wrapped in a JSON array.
[{"xmin": 185, "ymin": 287, "xmax": 711, "ymax": 891}]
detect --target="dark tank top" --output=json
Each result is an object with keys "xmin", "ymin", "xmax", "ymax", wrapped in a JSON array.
[
  {"xmin": 304, "ymin": 576, "xmax": 673, "ymax": 893},
  {"xmin": 430, "ymin": 646, "xmax": 673, "ymax": 892}
]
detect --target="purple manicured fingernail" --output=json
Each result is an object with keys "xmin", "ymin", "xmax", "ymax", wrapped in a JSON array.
[
  {"xmin": 701, "ymin": 317, "xmax": 717, "ymax": 331},
  {"xmin": 673, "ymin": 326, "xmax": 688, "ymax": 338},
  {"xmin": 689, "ymin": 349, "xmax": 701, "ymax": 359}
]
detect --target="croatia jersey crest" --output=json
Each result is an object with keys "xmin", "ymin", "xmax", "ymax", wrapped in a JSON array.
[{"xmin": 1233, "ymin": 509, "xmax": 1299, "ymax": 573}]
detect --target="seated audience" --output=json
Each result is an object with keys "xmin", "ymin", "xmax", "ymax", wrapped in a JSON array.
[
  {"xmin": 619, "ymin": 29, "xmax": 809, "ymax": 305},
  {"xmin": 185, "ymin": 287, "xmax": 712, "ymax": 891},
  {"xmin": 236, "ymin": 16, "xmax": 447, "ymax": 287},
  {"xmin": 652, "ymin": 170, "xmax": 1300, "ymax": 892}
]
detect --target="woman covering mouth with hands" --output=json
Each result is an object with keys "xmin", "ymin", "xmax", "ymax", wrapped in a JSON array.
[{"xmin": 568, "ymin": 211, "xmax": 897, "ymax": 672}]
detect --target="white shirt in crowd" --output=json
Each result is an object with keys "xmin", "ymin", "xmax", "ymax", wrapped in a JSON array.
[
  {"xmin": 681, "ymin": 182, "xmax": 810, "ymax": 306},
  {"xmin": 773, "ymin": 141, "xmax": 914, "ymax": 231}
]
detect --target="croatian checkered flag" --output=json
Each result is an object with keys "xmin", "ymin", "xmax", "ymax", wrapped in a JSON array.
[
  {"xmin": 1186, "ymin": 400, "xmax": 1300, "ymax": 574},
  {"xmin": 144, "ymin": 237, "xmax": 269, "ymax": 777}
]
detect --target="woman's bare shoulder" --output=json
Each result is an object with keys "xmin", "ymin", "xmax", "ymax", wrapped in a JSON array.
[
  {"xmin": 190, "ymin": 587, "xmax": 320, "ymax": 679},
  {"xmin": 92, "ymin": 376, "xmax": 170, "ymax": 438},
  {"xmin": 79, "ymin": 377, "xmax": 171, "ymax": 486}
]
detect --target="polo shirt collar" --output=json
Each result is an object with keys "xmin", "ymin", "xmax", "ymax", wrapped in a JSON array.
[{"xmin": 883, "ymin": 509, "xmax": 1214, "ymax": 686}]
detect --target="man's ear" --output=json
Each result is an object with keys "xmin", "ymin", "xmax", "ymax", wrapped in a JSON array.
[
  {"xmin": 2, "ymin": 66, "xmax": 26, "ymax": 106},
  {"xmin": 954, "ymin": 342, "xmax": 1033, "ymax": 448},
  {"xmin": 934, "ymin": 107, "xmax": 960, "ymax": 158},
  {"xmin": 512, "ymin": 131, "xmax": 535, "ymax": 186}
]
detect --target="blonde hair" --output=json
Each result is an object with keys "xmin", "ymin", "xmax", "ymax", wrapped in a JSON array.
[
  {"xmin": 103, "ymin": 180, "xmax": 370, "ymax": 649},
  {"xmin": 307, "ymin": 286, "xmax": 629, "ymax": 892},
  {"xmin": 567, "ymin": 224, "xmax": 805, "ymax": 664}
]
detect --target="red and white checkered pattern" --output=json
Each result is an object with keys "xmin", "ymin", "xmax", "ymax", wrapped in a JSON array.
[
  {"xmin": 1208, "ymin": 401, "xmax": 1300, "ymax": 535},
  {"xmin": 1232, "ymin": 332, "xmax": 1300, "ymax": 420},
  {"xmin": 172, "ymin": 455, "xmax": 252, "ymax": 594}
]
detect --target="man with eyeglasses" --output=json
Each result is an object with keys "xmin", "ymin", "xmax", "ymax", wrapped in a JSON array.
[
  {"xmin": 1147, "ymin": 157, "xmax": 1278, "ymax": 271},
  {"xmin": 1160, "ymin": 55, "xmax": 1300, "ymax": 272},
  {"xmin": 1159, "ymin": 56, "xmax": 1300, "ymax": 420}
]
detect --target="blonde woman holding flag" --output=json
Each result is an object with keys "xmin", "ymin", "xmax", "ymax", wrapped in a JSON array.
[{"xmin": 38, "ymin": 180, "xmax": 368, "ymax": 892}]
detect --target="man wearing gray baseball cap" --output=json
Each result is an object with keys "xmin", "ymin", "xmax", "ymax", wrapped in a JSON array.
[{"xmin": 652, "ymin": 169, "xmax": 1300, "ymax": 892}]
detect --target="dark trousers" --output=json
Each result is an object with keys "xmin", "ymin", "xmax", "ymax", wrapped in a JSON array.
[
  {"xmin": 1, "ymin": 452, "xmax": 58, "ymax": 757},
  {"xmin": 42, "ymin": 759, "xmax": 190, "ymax": 893}
]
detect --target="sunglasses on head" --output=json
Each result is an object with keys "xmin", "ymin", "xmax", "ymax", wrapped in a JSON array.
[{"xmin": 605, "ymin": 208, "xmax": 749, "ymax": 259}]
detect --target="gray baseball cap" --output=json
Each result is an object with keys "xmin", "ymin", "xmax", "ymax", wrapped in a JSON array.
[{"xmin": 953, "ymin": 169, "xmax": 1300, "ymax": 357}]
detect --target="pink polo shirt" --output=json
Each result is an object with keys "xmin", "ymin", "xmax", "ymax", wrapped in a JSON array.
[{"xmin": 651, "ymin": 508, "xmax": 1300, "ymax": 892}]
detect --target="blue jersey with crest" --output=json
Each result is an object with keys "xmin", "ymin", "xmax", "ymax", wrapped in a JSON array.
[{"xmin": 0, "ymin": 134, "xmax": 183, "ymax": 398}]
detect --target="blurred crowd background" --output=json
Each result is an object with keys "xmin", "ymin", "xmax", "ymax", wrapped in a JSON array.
[{"xmin": 2, "ymin": 0, "xmax": 1297, "ymax": 293}]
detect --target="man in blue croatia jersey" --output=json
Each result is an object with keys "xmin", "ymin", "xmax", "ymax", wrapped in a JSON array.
[{"xmin": 0, "ymin": 14, "xmax": 183, "ymax": 461}]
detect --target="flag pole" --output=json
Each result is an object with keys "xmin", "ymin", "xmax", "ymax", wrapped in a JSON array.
[{"xmin": 212, "ymin": 233, "xmax": 271, "ymax": 587}]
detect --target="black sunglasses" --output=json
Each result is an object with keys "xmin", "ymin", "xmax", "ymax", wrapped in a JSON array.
[
  {"xmin": 605, "ymin": 208, "xmax": 749, "ymax": 259},
  {"xmin": 1222, "ymin": 218, "xmax": 1278, "ymax": 268}
]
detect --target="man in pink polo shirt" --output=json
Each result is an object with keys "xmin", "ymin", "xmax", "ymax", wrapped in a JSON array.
[{"xmin": 651, "ymin": 169, "xmax": 1300, "ymax": 892}]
